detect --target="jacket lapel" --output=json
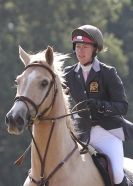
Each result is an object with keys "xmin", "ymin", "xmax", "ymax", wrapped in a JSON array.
[
  {"xmin": 75, "ymin": 67, "xmax": 85, "ymax": 88},
  {"xmin": 86, "ymin": 58, "xmax": 101, "ymax": 84},
  {"xmin": 86, "ymin": 68, "xmax": 97, "ymax": 85}
]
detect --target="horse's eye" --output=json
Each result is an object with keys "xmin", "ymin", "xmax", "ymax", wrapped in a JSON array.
[{"xmin": 41, "ymin": 80, "xmax": 48, "ymax": 88}]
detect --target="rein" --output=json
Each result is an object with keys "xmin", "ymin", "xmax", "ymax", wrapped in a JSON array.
[
  {"xmin": 14, "ymin": 62, "xmax": 57, "ymax": 123},
  {"xmin": 13, "ymin": 62, "xmax": 81, "ymax": 186},
  {"xmin": 28, "ymin": 120, "xmax": 77, "ymax": 186},
  {"xmin": 27, "ymin": 101, "xmax": 89, "ymax": 186},
  {"xmin": 13, "ymin": 62, "xmax": 91, "ymax": 186}
]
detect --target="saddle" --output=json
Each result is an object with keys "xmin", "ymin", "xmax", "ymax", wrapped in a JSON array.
[
  {"xmin": 71, "ymin": 131, "xmax": 133, "ymax": 186},
  {"xmin": 89, "ymin": 147, "xmax": 133, "ymax": 186},
  {"xmin": 87, "ymin": 145, "xmax": 113, "ymax": 186},
  {"xmin": 124, "ymin": 157, "xmax": 133, "ymax": 183}
]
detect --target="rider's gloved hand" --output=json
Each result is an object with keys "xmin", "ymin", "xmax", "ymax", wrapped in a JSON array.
[
  {"xmin": 87, "ymin": 98, "xmax": 105, "ymax": 113},
  {"xmin": 87, "ymin": 98, "xmax": 127, "ymax": 116},
  {"xmin": 87, "ymin": 98, "xmax": 97, "ymax": 109}
]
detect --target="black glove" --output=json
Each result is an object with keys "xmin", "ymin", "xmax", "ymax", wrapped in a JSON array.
[
  {"xmin": 87, "ymin": 98, "xmax": 127, "ymax": 116},
  {"xmin": 87, "ymin": 98, "xmax": 105, "ymax": 113},
  {"xmin": 87, "ymin": 98, "xmax": 97, "ymax": 109}
]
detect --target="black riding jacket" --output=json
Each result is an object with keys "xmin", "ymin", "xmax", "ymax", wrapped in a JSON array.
[{"xmin": 63, "ymin": 58, "xmax": 133, "ymax": 142}]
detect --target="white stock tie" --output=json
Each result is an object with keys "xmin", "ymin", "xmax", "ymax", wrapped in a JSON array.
[
  {"xmin": 83, "ymin": 70, "xmax": 88, "ymax": 82},
  {"xmin": 80, "ymin": 64, "xmax": 92, "ymax": 82}
]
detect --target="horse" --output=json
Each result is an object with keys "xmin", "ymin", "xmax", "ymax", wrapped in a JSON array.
[{"xmin": 5, "ymin": 45, "xmax": 106, "ymax": 186}]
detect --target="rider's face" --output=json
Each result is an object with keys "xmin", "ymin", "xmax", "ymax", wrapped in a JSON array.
[{"xmin": 75, "ymin": 43, "xmax": 94, "ymax": 65}]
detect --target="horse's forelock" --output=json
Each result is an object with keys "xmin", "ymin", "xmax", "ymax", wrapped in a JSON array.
[{"xmin": 30, "ymin": 51, "xmax": 46, "ymax": 64}]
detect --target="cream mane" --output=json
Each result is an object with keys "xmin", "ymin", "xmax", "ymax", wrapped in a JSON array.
[
  {"xmin": 6, "ymin": 46, "xmax": 105, "ymax": 186},
  {"xmin": 29, "ymin": 50, "xmax": 71, "ymax": 110}
]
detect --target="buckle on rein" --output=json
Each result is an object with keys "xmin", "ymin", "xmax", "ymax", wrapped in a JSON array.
[{"xmin": 29, "ymin": 170, "xmax": 49, "ymax": 186}]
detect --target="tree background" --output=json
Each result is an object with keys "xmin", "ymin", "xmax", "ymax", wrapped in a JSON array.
[{"xmin": 0, "ymin": 0, "xmax": 133, "ymax": 185}]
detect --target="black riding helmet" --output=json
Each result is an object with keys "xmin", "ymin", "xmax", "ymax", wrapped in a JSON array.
[{"xmin": 72, "ymin": 25, "xmax": 103, "ymax": 54}]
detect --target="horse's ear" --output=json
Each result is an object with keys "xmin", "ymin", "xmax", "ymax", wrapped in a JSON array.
[
  {"xmin": 19, "ymin": 45, "xmax": 30, "ymax": 66},
  {"xmin": 45, "ymin": 46, "xmax": 53, "ymax": 66}
]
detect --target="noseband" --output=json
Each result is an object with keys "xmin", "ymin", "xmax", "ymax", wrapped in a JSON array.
[
  {"xmin": 14, "ymin": 62, "xmax": 58, "ymax": 124},
  {"xmin": 14, "ymin": 62, "xmax": 78, "ymax": 186}
]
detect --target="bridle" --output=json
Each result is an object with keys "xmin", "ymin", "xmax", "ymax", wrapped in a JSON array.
[
  {"xmin": 14, "ymin": 62, "xmax": 58, "ymax": 123},
  {"xmin": 14, "ymin": 62, "xmax": 78, "ymax": 186}
]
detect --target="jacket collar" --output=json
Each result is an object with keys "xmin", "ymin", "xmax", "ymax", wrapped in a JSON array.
[{"xmin": 74, "ymin": 57, "xmax": 101, "ymax": 73}]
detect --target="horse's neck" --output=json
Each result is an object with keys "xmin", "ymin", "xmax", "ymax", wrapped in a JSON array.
[
  {"xmin": 31, "ymin": 89, "xmax": 73, "ymax": 179},
  {"xmin": 25, "ymin": 86, "xmax": 105, "ymax": 186}
]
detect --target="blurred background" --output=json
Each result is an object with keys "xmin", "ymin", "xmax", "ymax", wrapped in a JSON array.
[{"xmin": 0, "ymin": 0, "xmax": 133, "ymax": 185}]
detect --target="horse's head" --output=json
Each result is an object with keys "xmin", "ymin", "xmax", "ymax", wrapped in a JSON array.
[{"xmin": 5, "ymin": 46, "xmax": 58, "ymax": 135}]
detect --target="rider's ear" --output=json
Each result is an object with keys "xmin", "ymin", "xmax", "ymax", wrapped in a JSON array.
[
  {"xmin": 19, "ymin": 45, "xmax": 30, "ymax": 66},
  {"xmin": 45, "ymin": 46, "xmax": 53, "ymax": 66}
]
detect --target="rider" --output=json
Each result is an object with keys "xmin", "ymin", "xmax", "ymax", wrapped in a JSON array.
[{"xmin": 63, "ymin": 24, "xmax": 132, "ymax": 186}]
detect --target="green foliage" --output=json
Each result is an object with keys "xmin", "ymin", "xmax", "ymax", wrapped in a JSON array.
[{"xmin": 99, "ymin": 33, "xmax": 128, "ymax": 77}]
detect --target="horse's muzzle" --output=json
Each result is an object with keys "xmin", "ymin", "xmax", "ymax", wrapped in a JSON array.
[{"xmin": 5, "ymin": 111, "xmax": 26, "ymax": 135}]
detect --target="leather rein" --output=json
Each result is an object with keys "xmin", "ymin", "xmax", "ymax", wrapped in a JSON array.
[
  {"xmin": 14, "ymin": 62, "xmax": 58, "ymax": 121},
  {"xmin": 14, "ymin": 62, "xmax": 78, "ymax": 186}
]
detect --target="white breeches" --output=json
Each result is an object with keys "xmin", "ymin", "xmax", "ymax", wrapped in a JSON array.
[{"xmin": 90, "ymin": 126, "xmax": 124, "ymax": 184}]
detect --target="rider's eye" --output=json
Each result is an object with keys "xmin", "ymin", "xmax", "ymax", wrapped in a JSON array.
[{"xmin": 41, "ymin": 80, "xmax": 48, "ymax": 88}]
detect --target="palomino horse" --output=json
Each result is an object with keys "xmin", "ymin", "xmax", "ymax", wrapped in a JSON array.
[{"xmin": 5, "ymin": 46, "xmax": 105, "ymax": 186}]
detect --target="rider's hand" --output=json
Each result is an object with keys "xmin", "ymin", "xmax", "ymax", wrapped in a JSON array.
[
  {"xmin": 87, "ymin": 98, "xmax": 97, "ymax": 109},
  {"xmin": 87, "ymin": 98, "xmax": 105, "ymax": 113}
]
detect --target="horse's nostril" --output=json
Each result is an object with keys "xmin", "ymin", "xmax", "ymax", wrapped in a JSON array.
[
  {"xmin": 5, "ymin": 115, "xmax": 9, "ymax": 124},
  {"xmin": 5, "ymin": 113, "xmax": 25, "ymax": 129},
  {"xmin": 5, "ymin": 113, "xmax": 13, "ymax": 125},
  {"xmin": 16, "ymin": 116, "xmax": 25, "ymax": 129},
  {"xmin": 16, "ymin": 116, "xmax": 23, "ymax": 124}
]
